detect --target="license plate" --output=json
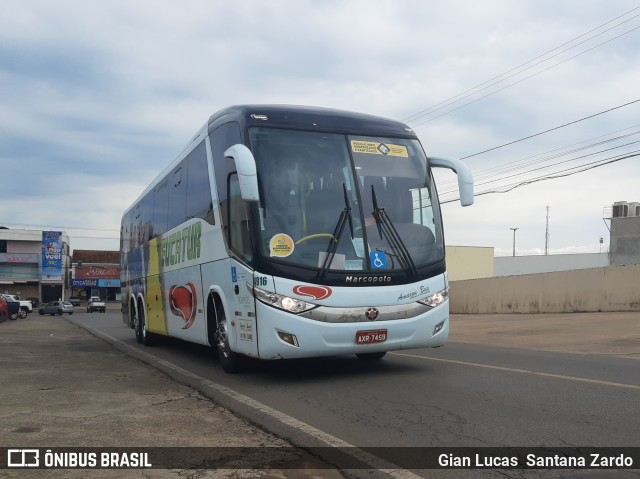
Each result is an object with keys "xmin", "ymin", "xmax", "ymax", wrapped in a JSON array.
[{"xmin": 355, "ymin": 329, "xmax": 387, "ymax": 344}]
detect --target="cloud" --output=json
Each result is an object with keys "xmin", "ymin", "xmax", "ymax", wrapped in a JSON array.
[{"xmin": 1, "ymin": 0, "xmax": 639, "ymax": 255}]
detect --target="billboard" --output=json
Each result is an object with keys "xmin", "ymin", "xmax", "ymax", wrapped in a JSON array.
[
  {"xmin": 42, "ymin": 231, "xmax": 63, "ymax": 280},
  {"xmin": 75, "ymin": 266, "xmax": 120, "ymax": 280}
]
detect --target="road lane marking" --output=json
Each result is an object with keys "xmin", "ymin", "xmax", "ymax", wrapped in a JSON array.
[
  {"xmin": 390, "ymin": 352, "xmax": 640, "ymax": 391},
  {"xmin": 72, "ymin": 320, "xmax": 422, "ymax": 479}
]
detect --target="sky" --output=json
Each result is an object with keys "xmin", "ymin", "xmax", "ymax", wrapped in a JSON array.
[{"xmin": 1, "ymin": 0, "xmax": 639, "ymax": 257}]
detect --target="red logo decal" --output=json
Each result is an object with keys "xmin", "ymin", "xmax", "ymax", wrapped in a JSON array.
[
  {"xmin": 169, "ymin": 283, "xmax": 198, "ymax": 329},
  {"xmin": 292, "ymin": 285, "xmax": 332, "ymax": 300}
]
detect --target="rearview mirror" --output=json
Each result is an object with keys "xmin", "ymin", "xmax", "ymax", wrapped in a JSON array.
[
  {"xmin": 224, "ymin": 144, "xmax": 260, "ymax": 201},
  {"xmin": 428, "ymin": 156, "xmax": 474, "ymax": 206}
]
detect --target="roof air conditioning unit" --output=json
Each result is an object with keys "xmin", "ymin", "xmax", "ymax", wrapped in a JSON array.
[{"xmin": 612, "ymin": 201, "xmax": 628, "ymax": 218}]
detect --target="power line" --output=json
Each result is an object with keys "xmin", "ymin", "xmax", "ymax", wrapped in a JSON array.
[
  {"xmin": 448, "ymin": 124, "xmax": 640, "ymax": 185},
  {"xmin": 1, "ymin": 223, "xmax": 119, "ymax": 233},
  {"xmin": 442, "ymin": 140, "xmax": 640, "ymax": 197},
  {"xmin": 410, "ymin": 24, "xmax": 640, "ymax": 128},
  {"xmin": 437, "ymin": 132, "xmax": 640, "ymax": 194},
  {"xmin": 458, "ymin": 98, "xmax": 640, "ymax": 160},
  {"xmin": 403, "ymin": 6, "xmax": 640, "ymax": 125},
  {"xmin": 439, "ymin": 129, "xmax": 640, "ymax": 198},
  {"xmin": 440, "ymin": 151, "xmax": 640, "ymax": 204},
  {"xmin": 477, "ymin": 150, "xmax": 640, "ymax": 195},
  {"xmin": 402, "ymin": 6, "xmax": 640, "ymax": 123}
]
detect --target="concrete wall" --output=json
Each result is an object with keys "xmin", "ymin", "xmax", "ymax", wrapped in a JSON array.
[
  {"xmin": 494, "ymin": 253, "xmax": 609, "ymax": 277},
  {"xmin": 7, "ymin": 240, "xmax": 40, "ymax": 254},
  {"xmin": 610, "ymin": 216, "xmax": 640, "ymax": 266},
  {"xmin": 446, "ymin": 246, "xmax": 494, "ymax": 281},
  {"xmin": 450, "ymin": 264, "xmax": 640, "ymax": 313}
]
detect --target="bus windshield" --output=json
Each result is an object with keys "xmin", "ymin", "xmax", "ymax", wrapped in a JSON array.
[{"xmin": 249, "ymin": 127, "xmax": 444, "ymax": 273}]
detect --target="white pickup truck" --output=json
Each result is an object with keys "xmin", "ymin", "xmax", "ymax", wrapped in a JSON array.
[
  {"xmin": 87, "ymin": 296, "xmax": 106, "ymax": 313},
  {"xmin": 2, "ymin": 294, "xmax": 32, "ymax": 318}
]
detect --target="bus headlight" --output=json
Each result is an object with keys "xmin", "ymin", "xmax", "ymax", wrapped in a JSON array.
[
  {"xmin": 417, "ymin": 287, "xmax": 449, "ymax": 308},
  {"xmin": 251, "ymin": 286, "xmax": 317, "ymax": 314}
]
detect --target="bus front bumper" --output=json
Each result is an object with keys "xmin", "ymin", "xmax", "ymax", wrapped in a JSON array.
[{"xmin": 254, "ymin": 301, "xmax": 449, "ymax": 360}]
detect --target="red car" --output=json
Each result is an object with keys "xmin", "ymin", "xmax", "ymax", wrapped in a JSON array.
[
  {"xmin": 0, "ymin": 295, "xmax": 19, "ymax": 322},
  {"xmin": 0, "ymin": 295, "xmax": 7, "ymax": 322}
]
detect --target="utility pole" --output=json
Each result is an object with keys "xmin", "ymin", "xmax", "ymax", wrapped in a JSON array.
[
  {"xmin": 510, "ymin": 227, "xmax": 519, "ymax": 256},
  {"xmin": 545, "ymin": 205, "xmax": 550, "ymax": 255}
]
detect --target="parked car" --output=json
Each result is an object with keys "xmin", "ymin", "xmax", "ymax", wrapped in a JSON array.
[
  {"xmin": 68, "ymin": 296, "xmax": 82, "ymax": 306},
  {"xmin": 0, "ymin": 295, "xmax": 8, "ymax": 322},
  {"xmin": 39, "ymin": 301, "xmax": 74, "ymax": 316},
  {"xmin": 2, "ymin": 294, "xmax": 32, "ymax": 317},
  {"xmin": 26, "ymin": 297, "xmax": 40, "ymax": 307},
  {"xmin": 3, "ymin": 295, "xmax": 21, "ymax": 320},
  {"xmin": 87, "ymin": 296, "xmax": 106, "ymax": 313}
]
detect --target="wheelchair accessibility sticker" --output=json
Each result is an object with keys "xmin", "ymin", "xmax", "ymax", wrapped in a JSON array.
[{"xmin": 370, "ymin": 251, "xmax": 387, "ymax": 269}]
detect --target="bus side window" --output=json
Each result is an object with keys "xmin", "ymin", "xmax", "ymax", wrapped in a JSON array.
[
  {"xmin": 186, "ymin": 141, "xmax": 214, "ymax": 224},
  {"xmin": 152, "ymin": 179, "xmax": 168, "ymax": 238},
  {"xmin": 168, "ymin": 163, "xmax": 187, "ymax": 230},
  {"xmin": 228, "ymin": 173, "xmax": 253, "ymax": 264}
]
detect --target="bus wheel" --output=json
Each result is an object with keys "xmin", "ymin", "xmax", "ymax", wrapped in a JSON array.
[
  {"xmin": 215, "ymin": 307, "xmax": 243, "ymax": 373},
  {"xmin": 138, "ymin": 305, "xmax": 157, "ymax": 347},
  {"xmin": 356, "ymin": 352, "xmax": 386, "ymax": 360},
  {"xmin": 134, "ymin": 306, "xmax": 143, "ymax": 344}
]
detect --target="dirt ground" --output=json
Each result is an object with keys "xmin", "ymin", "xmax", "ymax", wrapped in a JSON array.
[{"xmin": 450, "ymin": 311, "xmax": 640, "ymax": 360}]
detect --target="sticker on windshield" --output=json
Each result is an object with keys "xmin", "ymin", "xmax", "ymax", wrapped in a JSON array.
[
  {"xmin": 370, "ymin": 251, "xmax": 387, "ymax": 269},
  {"xmin": 351, "ymin": 140, "xmax": 408, "ymax": 158},
  {"xmin": 269, "ymin": 233, "xmax": 294, "ymax": 258}
]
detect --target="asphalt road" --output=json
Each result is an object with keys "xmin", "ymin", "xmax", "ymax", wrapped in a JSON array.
[{"xmin": 73, "ymin": 310, "xmax": 639, "ymax": 459}]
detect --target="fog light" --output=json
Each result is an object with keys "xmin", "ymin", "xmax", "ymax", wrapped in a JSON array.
[
  {"xmin": 432, "ymin": 321, "xmax": 445, "ymax": 337},
  {"xmin": 278, "ymin": 331, "xmax": 299, "ymax": 347}
]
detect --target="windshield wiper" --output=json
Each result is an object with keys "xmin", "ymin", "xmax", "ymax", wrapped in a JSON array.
[
  {"xmin": 317, "ymin": 183, "xmax": 353, "ymax": 281},
  {"xmin": 370, "ymin": 185, "xmax": 418, "ymax": 277}
]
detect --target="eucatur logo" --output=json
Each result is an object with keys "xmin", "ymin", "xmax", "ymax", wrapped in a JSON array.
[
  {"xmin": 169, "ymin": 283, "xmax": 198, "ymax": 329},
  {"xmin": 292, "ymin": 285, "xmax": 332, "ymax": 300}
]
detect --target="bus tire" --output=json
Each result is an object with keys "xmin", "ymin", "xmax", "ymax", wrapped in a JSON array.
[
  {"xmin": 134, "ymin": 302, "xmax": 143, "ymax": 344},
  {"xmin": 356, "ymin": 352, "xmax": 386, "ymax": 360},
  {"xmin": 137, "ymin": 301, "xmax": 158, "ymax": 346},
  {"xmin": 130, "ymin": 299, "xmax": 141, "ymax": 342},
  {"xmin": 214, "ymin": 303, "xmax": 243, "ymax": 374}
]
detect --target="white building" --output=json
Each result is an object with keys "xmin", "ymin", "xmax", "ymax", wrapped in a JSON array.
[{"xmin": 0, "ymin": 228, "xmax": 71, "ymax": 303}]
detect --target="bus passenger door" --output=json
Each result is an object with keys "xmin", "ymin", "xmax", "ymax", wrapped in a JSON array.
[
  {"xmin": 227, "ymin": 260, "xmax": 258, "ymax": 357},
  {"xmin": 227, "ymin": 173, "xmax": 258, "ymax": 357}
]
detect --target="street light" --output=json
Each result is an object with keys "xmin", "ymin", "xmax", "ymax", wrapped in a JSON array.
[{"xmin": 510, "ymin": 227, "xmax": 519, "ymax": 256}]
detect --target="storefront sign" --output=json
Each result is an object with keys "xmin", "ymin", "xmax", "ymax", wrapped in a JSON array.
[
  {"xmin": 75, "ymin": 266, "xmax": 120, "ymax": 280},
  {"xmin": 0, "ymin": 253, "xmax": 40, "ymax": 263},
  {"xmin": 72, "ymin": 279, "xmax": 121, "ymax": 288}
]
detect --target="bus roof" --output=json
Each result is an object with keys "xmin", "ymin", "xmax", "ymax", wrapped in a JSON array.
[{"xmin": 208, "ymin": 105, "xmax": 418, "ymax": 139}]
